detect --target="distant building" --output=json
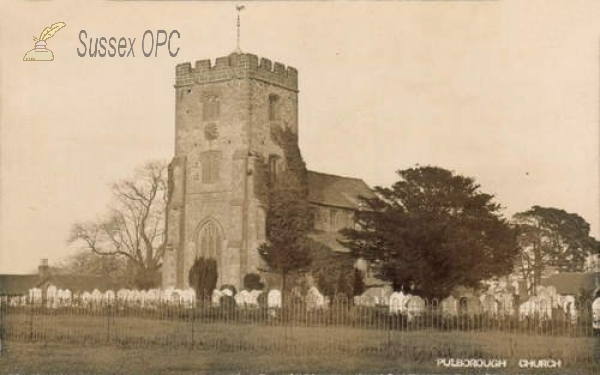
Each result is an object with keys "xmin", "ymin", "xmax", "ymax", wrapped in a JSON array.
[
  {"xmin": 161, "ymin": 52, "xmax": 374, "ymax": 290},
  {"xmin": 0, "ymin": 259, "xmax": 125, "ymax": 296},
  {"xmin": 540, "ymin": 272, "xmax": 597, "ymax": 296}
]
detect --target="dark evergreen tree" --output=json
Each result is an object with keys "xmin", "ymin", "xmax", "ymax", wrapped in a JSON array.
[
  {"xmin": 243, "ymin": 273, "xmax": 265, "ymax": 291},
  {"xmin": 258, "ymin": 127, "xmax": 312, "ymax": 300},
  {"xmin": 353, "ymin": 268, "xmax": 366, "ymax": 297},
  {"xmin": 188, "ymin": 257, "xmax": 218, "ymax": 300},
  {"xmin": 341, "ymin": 166, "xmax": 518, "ymax": 299}
]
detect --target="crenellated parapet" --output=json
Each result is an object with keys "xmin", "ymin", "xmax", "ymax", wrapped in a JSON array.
[{"xmin": 175, "ymin": 52, "xmax": 298, "ymax": 91}]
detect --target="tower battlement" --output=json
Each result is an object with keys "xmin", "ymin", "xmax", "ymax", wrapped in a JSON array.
[{"xmin": 175, "ymin": 53, "xmax": 298, "ymax": 91}]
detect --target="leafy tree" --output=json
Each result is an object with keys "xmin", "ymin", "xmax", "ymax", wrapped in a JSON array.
[
  {"xmin": 68, "ymin": 161, "xmax": 167, "ymax": 289},
  {"xmin": 341, "ymin": 166, "xmax": 518, "ymax": 300},
  {"xmin": 513, "ymin": 206, "xmax": 599, "ymax": 294},
  {"xmin": 258, "ymin": 127, "xmax": 312, "ymax": 299},
  {"xmin": 188, "ymin": 257, "xmax": 218, "ymax": 299},
  {"xmin": 309, "ymin": 241, "xmax": 358, "ymax": 299}
]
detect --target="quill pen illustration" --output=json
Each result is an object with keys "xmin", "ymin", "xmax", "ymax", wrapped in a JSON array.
[
  {"xmin": 24, "ymin": 22, "xmax": 66, "ymax": 61},
  {"xmin": 37, "ymin": 22, "xmax": 66, "ymax": 41}
]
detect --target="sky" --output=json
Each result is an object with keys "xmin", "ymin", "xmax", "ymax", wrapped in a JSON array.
[{"xmin": 0, "ymin": 0, "xmax": 598, "ymax": 274}]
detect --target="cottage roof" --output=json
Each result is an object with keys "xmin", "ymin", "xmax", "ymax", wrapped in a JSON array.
[
  {"xmin": 540, "ymin": 272, "xmax": 597, "ymax": 296},
  {"xmin": 0, "ymin": 273, "xmax": 128, "ymax": 295},
  {"xmin": 37, "ymin": 275, "xmax": 125, "ymax": 293},
  {"xmin": 307, "ymin": 171, "xmax": 375, "ymax": 209},
  {"xmin": 0, "ymin": 274, "xmax": 39, "ymax": 295}
]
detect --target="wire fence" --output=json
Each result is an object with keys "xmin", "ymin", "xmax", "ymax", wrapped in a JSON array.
[{"xmin": 1, "ymin": 294, "xmax": 598, "ymax": 369}]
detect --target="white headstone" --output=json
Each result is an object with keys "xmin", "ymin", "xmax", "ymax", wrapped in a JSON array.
[
  {"xmin": 267, "ymin": 289, "xmax": 282, "ymax": 309},
  {"xmin": 91, "ymin": 289, "xmax": 103, "ymax": 306},
  {"xmin": 592, "ymin": 297, "xmax": 600, "ymax": 330},
  {"xmin": 406, "ymin": 295, "xmax": 425, "ymax": 320},
  {"xmin": 480, "ymin": 294, "xmax": 498, "ymax": 316},
  {"xmin": 248, "ymin": 290, "xmax": 262, "ymax": 307},
  {"xmin": 497, "ymin": 292, "xmax": 514, "ymax": 316},
  {"xmin": 117, "ymin": 289, "xmax": 129, "ymax": 302},
  {"xmin": 562, "ymin": 295, "xmax": 577, "ymax": 324},
  {"xmin": 537, "ymin": 295, "xmax": 553, "ymax": 320},
  {"xmin": 171, "ymin": 289, "xmax": 182, "ymax": 305},
  {"xmin": 389, "ymin": 292, "xmax": 406, "ymax": 314},
  {"xmin": 211, "ymin": 289, "xmax": 224, "ymax": 306},
  {"xmin": 306, "ymin": 286, "xmax": 325, "ymax": 310},
  {"xmin": 82, "ymin": 291, "xmax": 92, "ymax": 307},
  {"xmin": 30, "ymin": 288, "xmax": 42, "ymax": 305},
  {"xmin": 181, "ymin": 288, "xmax": 196, "ymax": 308},
  {"xmin": 235, "ymin": 290, "xmax": 250, "ymax": 306},
  {"xmin": 103, "ymin": 290, "xmax": 115, "ymax": 306},
  {"xmin": 46, "ymin": 285, "xmax": 58, "ymax": 308},
  {"xmin": 441, "ymin": 295, "xmax": 458, "ymax": 317}
]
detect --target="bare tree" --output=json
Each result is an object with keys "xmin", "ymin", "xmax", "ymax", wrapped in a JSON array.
[{"xmin": 68, "ymin": 161, "xmax": 167, "ymax": 288}]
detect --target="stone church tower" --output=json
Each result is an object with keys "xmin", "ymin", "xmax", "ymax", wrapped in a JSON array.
[{"xmin": 162, "ymin": 52, "xmax": 298, "ymax": 289}]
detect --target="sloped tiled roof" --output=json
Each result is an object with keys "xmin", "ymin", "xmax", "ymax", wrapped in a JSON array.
[
  {"xmin": 308, "ymin": 231, "xmax": 350, "ymax": 253},
  {"xmin": 38, "ymin": 275, "xmax": 126, "ymax": 293},
  {"xmin": 0, "ymin": 273, "xmax": 130, "ymax": 295},
  {"xmin": 541, "ymin": 272, "xmax": 597, "ymax": 296},
  {"xmin": 0, "ymin": 274, "xmax": 39, "ymax": 295},
  {"xmin": 307, "ymin": 171, "xmax": 375, "ymax": 209}
]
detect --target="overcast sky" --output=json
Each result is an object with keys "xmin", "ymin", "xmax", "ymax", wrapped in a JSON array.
[{"xmin": 1, "ymin": 0, "xmax": 598, "ymax": 274}]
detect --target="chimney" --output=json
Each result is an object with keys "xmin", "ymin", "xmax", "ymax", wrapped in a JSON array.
[{"xmin": 38, "ymin": 258, "xmax": 49, "ymax": 282}]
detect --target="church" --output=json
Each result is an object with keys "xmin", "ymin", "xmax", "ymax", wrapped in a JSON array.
[{"xmin": 161, "ymin": 51, "xmax": 373, "ymax": 290}]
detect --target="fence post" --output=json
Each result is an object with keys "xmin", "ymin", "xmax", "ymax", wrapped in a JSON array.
[
  {"xmin": 387, "ymin": 312, "xmax": 391, "ymax": 355},
  {"xmin": 190, "ymin": 306, "xmax": 194, "ymax": 348},
  {"xmin": 29, "ymin": 304, "xmax": 34, "ymax": 342},
  {"xmin": 0, "ymin": 295, "xmax": 5, "ymax": 356},
  {"xmin": 106, "ymin": 304, "xmax": 111, "ymax": 344}
]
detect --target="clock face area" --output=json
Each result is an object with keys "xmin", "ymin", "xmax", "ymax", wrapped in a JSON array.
[{"xmin": 204, "ymin": 123, "xmax": 219, "ymax": 141}]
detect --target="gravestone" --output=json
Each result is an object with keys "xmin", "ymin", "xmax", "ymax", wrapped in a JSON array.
[
  {"xmin": 306, "ymin": 286, "xmax": 325, "ymax": 310},
  {"xmin": 441, "ymin": 295, "xmax": 458, "ymax": 317},
  {"xmin": 389, "ymin": 292, "xmax": 407, "ymax": 314},
  {"xmin": 267, "ymin": 289, "xmax": 282, "ymax": 309}
]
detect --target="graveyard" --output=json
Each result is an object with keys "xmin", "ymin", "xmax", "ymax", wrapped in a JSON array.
[{"xmin": 1, "ymin": 283, "xmax": 598, "ymax": 374}]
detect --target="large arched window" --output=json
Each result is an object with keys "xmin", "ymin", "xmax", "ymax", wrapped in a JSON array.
[{"xmin": 196, "ymin": 220, "xmax": 223, "ymax": 260}]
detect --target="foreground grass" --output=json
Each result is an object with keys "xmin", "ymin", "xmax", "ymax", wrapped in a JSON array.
[
  {"xmin": 1, "ymin": 341, "xmax": 599, "ymax": 375},
  {"xmin": 2, "ymin": 310, "xmax": 599, "ymax": 374}
]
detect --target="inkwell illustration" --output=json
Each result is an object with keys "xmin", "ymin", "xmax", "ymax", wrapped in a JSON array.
[{"xmin": 23, "ymin": 22, "xmax": 66, "ymax": 61}]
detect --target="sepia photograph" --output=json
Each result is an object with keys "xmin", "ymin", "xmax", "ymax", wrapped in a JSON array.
[{"xmin": 0, "ymin": 1, "xmax": 599, "ymax": 374}]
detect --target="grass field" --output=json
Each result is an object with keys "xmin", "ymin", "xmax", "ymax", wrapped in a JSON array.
[
  {"xmin": 1, "ymin": 308, "xmax": 599, "ymax": 374},
  {"xmin": 1, "ymin": 341, "xmax": 598, "ymax": 375}
]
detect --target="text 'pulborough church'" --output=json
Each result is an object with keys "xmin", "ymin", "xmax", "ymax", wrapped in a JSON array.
[{"xmin": 161, "ymin": 51, "xmax": 373, "ymax": 289}]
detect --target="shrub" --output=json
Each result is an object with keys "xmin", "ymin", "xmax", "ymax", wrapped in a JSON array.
[
  {"xmin": 188, "ymin": 257, "xmax": 217, "ymax": 299},
  {"xmin": 243, "ymin": 273, "xmax": 265, "ymax": 291}
]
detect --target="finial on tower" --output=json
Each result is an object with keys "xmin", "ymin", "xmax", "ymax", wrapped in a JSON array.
[{"xmin": 235, "ymin": 5, "xmax": 246, "ymax": 54}]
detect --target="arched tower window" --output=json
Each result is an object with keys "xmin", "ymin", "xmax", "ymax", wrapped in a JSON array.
[
  {"xmin": 196, "ymin": 220, "xmax": 223, "ymax": 260},
  {"xmin": 202, "ymin": 95, "xmax": 220, "ymax": 121},
  {"xmin": 200, "ymin": 150, "xmax": 221, "ymax": 183},
  {"xmin": 269, "ymin": 94, "xmax": 280, "ymax": 121},
  {"xmin": 268, "ymin": 154, "xmax": 279, "ymax": 184}
]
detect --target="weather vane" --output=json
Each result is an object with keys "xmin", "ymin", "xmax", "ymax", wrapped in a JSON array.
[{"xmin": 235, "ymin": 5, "xmax": 245, "ymax": 53}]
